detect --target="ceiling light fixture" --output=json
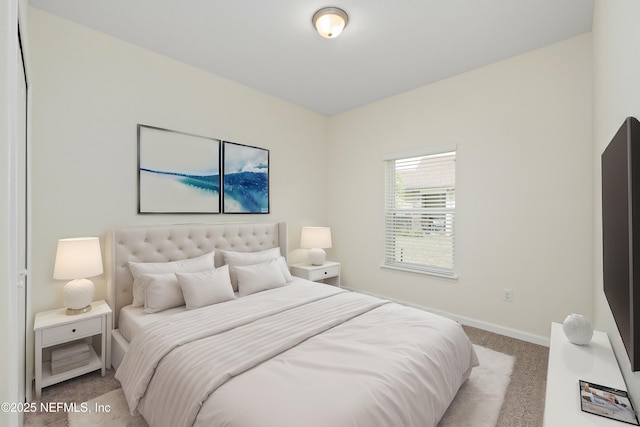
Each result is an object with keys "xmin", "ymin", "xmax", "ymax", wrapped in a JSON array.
[{"xmin": 312, "ymin": 7, "xmax": 348, "ymax": 39}]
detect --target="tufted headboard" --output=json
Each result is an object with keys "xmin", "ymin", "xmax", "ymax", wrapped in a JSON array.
[{"xmin": 105, "ymin": 222, "xmax": 287, "ymax": 328}]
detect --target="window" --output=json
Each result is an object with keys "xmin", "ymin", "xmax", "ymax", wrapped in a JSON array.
[{"xmin": 384, "ymin": 149, "xmax": 456, "ymax": 278}]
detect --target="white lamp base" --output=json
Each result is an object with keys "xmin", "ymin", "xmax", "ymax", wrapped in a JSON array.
[
  {"xmin": 308, "ymin": 248, "xmax": 327, "ymax": 266},
  {"xmin": 63, "ymin": 278, "xmax": 95, "ymax": 316}
]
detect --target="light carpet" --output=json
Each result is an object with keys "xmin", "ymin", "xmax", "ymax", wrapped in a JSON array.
[{"xmin": 69, "ymin": 344, "xmax": 514, "ymax": 427}]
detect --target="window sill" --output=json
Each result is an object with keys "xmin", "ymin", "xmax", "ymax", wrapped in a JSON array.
[{"xmin": 380, "ymin": 264, "xmax": 458, "ymax": 280}]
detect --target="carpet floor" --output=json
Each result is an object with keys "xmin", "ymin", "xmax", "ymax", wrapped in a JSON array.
[
  {"xmin": 24, "ymin": 325, "xmax": 549, "ymax": 427},
  {"xmin": 463, "ymin": 325, "xmax": 549, "ymax": 426}
]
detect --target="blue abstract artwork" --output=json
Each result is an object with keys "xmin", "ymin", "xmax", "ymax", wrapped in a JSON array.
[
  {"xmin": 138, "ymin": 125, "xmax": 220, "ymax": 213},
  {"xmin": 222, "ymin": 142, "xmax": 269, "ymax": 213}
]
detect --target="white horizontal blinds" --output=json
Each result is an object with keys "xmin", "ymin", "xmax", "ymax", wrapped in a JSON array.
[{"xmin": 384, "ymin": 151, "xmax": 456, "ymax": 277}]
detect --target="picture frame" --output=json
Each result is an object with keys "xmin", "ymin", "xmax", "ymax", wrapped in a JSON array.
[
  {"xmin": 580, "ymin": 380, "xmax": 640, "ymax": 425},
  {"xmin": 222, "ymin": 141, "xmax": 269, "ymax": 214},
  {"xmin": 138, "ymin": 124, "xmax": 221, "ymax": 214}
]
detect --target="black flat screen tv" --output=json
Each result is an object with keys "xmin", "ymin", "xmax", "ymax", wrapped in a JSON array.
[{"xmin": 602, "ymin": 116, "xmax": 640, "ymax": 371}]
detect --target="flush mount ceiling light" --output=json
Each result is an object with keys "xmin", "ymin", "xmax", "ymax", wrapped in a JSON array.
[{"xmin": 312, "ymin": 7, "xmax": 349, "ymax": 39}]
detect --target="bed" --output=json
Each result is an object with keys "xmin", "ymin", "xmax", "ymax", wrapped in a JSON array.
[{"xmin": 106, "ymin": 222, "xmax": 478, "ymax": 427}]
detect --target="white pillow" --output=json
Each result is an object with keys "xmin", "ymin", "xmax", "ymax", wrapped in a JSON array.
[
  {"xmin": 129, "ymin": 251, "xmax": 215, "ymax": 307},
  {"xmin": 141, "ymin": 273, "xmax": 185, "ymax": 314},
  {"xmin": 176, "ymin": 266, "xmax": 235, "ymax": 310},
  {"xmin": 235, "ymin": 259, "xmax": 287, "ymax": 297},
  {"xmin": 275, "ymin": 257, "xmax": 294, "ymax": 283},
  {"xmin": 220, "ymin": 247, "xmax": 283, "ymax": 290}
]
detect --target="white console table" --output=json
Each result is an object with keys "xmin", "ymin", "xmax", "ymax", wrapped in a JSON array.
[{"xmin": 544, "ymin": 322, "xmax": 630, "ymax": 426}]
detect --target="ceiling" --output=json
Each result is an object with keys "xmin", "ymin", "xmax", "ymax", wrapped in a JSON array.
[{"xmin": 28, "ymin": 0, "xmax": 595, "ymax": 116}]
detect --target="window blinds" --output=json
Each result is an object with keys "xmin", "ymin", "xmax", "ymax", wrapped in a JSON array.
[{"xmin": 384, "ymin": 150, "xmax": 456, "ymax": 278}]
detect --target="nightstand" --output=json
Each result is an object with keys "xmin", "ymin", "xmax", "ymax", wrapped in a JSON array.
[
  {"xmin": 290, "ymin": 261, "xmax": 340, "ymax": 287},
  {"xmin": 33, "ymin": 300, "xmax": 112, "ymax": 398}
]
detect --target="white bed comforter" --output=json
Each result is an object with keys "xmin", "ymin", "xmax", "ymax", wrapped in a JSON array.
[{"xmin": 116, "ymin": 281, "xmax": 478, "ymax": 427}]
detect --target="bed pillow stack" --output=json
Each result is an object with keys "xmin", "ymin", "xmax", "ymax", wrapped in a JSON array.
[
  {"xmin": 219, "ymin": 248, "xmax": 293, "ymax": 297},
  {"xmin": 129, "ymin": 252, "xmax": 215, "ymax": 308},
  {"xmin": 128, "ymin": 247, "xmax": 293, "ymax": 313},
  {"xmin": 129, "ymin": 251, "xmax": 233, "ymax": 313}
]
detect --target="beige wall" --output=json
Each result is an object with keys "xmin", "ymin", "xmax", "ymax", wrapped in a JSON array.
[
  {"xmin": 592, "ymin": 0, "xmax": 640, "ymax": 404},
  {"xmin": 27, "ymin": 9, "xmax": 596, "ymax": 349},
  {"xmin": 25, "ymin": 1, "xmax": 605, "ymax": 406},
  {"xmin": 23, "ymin": 0, "xmax": 640, "ymax": 413},
  {"xmin": 28, "ymin": 8, "xmax": 329, "ymax": 318},
  {"xmin": 327, "ymin": 34, "xmax": 593, "ymax": 342},
  {"xmin": 26, "ymin": 8, "xmax": 330, "ymax": 391}
]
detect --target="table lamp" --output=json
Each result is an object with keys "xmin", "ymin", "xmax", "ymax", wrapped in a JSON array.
[
  {"xmin": 53, "ymin": 237, "xmax": 103, "ymax": 315},
  {"xmin": 300, "ymin": 227, "xmax": 332, "ymax": 265}
]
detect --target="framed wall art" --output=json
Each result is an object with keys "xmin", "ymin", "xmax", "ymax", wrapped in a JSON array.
[
  {"xmin": 222, "ymin": 141, "xmax": 269, "ymax": 214},
  {"xmin": 138, "ymin": 124, "xmax": 221, "ymax": 214}
]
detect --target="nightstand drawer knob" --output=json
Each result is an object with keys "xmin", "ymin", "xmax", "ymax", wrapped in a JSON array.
[{"xmin": 72, "ymin": 329, "xmax": 76, "ymax": 333}]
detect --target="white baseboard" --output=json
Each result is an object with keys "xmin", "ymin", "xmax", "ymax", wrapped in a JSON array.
[{"xmin": 342, "ymin": 286, "xmax": 550, "ymax": 347}]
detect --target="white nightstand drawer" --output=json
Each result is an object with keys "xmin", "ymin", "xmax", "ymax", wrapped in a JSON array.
[
  {"xmin": 308, "ymin": 264, "xmax": 340, "ymax": 281},
  {"xmin": 41, "ymin": 317, "xmax": 102, "ymax": 347}
]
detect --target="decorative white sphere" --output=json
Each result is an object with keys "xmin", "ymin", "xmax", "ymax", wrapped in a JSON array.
[{"xmin": 562, "ymin": 313, "xmax": 593, "ymax": 345}]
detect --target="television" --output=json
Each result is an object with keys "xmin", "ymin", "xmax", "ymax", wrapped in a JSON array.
[{"xmin": 602, "ymin": 116, "xmax": 640, "ymax": 371}]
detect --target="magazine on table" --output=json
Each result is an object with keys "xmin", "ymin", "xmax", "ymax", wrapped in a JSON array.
[{"xmin": 580, "ymin": 380, "xmax": 640, "ymax": 425}]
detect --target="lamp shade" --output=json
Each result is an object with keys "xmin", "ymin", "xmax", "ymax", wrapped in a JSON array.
[
  {"xmin": 54, "ymin": 237, "xmax": 103, "ymax": 280},
  {"xmin": 300, "ymin": 227, "xmax": 332, "ymax": 249}
]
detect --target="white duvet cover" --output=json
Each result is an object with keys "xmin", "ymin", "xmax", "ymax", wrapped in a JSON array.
[
  {"xmin": 118, "ymin": 304, "xmax": 187, "ymax": 342},
  {"xmin": 116, "ymin": 280, "xmax": 478, "ymax": 427}
]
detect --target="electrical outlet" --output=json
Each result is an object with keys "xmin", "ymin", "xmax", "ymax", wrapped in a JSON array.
[{"xmin": 503, "ymin": 288, "xmax": 513, "ymax": 302}]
